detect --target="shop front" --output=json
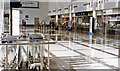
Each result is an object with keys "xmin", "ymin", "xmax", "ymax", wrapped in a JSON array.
[
  {"xmin": 75, "ymin": 12, "xmax": 91, "ymax": 32},
  {"xmin": 97, "ymin": 9, "xmax": 120, "ymax": 34},
  {"xmin": 49, "ymin": 15, "xmax": 56, "ymax": 33},
  {"xmin": 61, "ymin": 14, "xmax": 69, "ymax": 30},
  {"xmin": 108, "ymin": 17, "xmax": 120, "ymax": 34}
]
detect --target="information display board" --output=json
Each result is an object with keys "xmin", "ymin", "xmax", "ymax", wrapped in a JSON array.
[{"xmin": 21, "ymin": 1, "xmax": 39, "ymax": 8}]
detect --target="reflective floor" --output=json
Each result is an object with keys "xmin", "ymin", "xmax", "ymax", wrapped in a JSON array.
[
  {"xmin": 0, "ymin": 26, "xmax": 119, "ymax": 70},
  {"xmin": 21, "ymin": 26, "xmax": 120, "ymax": 69}
]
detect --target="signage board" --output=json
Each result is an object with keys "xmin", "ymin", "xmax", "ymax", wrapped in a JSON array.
[
  {"xmin": 21, "ymin": 1, "xmax": 39, "ymax": 8},
  {"xmin": 75, "ymin": 12, "xmax": 88, "ymax": 16}
]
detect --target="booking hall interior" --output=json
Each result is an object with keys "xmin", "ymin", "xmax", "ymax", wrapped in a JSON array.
[{"xmin": 0, "ymin": 0, "xmax": 120, "ymax": 71}]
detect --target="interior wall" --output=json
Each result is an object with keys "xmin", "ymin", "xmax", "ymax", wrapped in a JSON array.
[
  {"xmin": 20, "ymin": 2, "xmax": 49, "ymax": 25},
  {"xmin": 12, "ymin": 9, "xmax": 20, "ymax": 36}
]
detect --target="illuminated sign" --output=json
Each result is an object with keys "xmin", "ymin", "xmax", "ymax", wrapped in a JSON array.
[{"xmin": 75, "ymin": 12, "xmax": 88, "ymax": 16}]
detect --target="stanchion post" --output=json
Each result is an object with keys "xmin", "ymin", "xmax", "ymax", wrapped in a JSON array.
[
  {"xmin": 48, "ymin": 40, "xmax": 50, "ymax": 69},
  {"xmin": 6, "ymin": 45, "xmax": 8, "ymax": 69},
  {"xmin": 41, "ymin": 42, "xmax": 43, "ymax": 70}
]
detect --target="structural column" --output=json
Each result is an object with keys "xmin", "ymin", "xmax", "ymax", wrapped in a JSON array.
[
  {"xmin": 69, "ymin": 1, "xmax": 72, "ymax": 48},
  {"xmin": 69, "ymin": 3, "xmax": 72, "ymax": 28},
  {"xmin": 56, "ymin": 14, "xmax": 58, "ymax": 25},
  {"xmin": 55, "ymin": 0, "xmax": 58, "ymax": 25},
  {"xmin": 55, "ymin": 0, "xmax": 58, "ymax": 41},
  {"xmin": 91, "ymin": 0, "xmax": 97, "ymax": 31},
  {"xmin": 56, "ymin": 13, "xmax": 58, "ymax": 41},
  {"xmin": 93, "ymin": 10, "xmax": 97, "ymax": 30}
]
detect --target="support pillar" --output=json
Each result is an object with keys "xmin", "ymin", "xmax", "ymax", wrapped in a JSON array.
[
  {"xmin": 56, "ymin": 14, "xmax": 58, "ymax": 41},
  {"xmin": 93, "ymin": 10, "xmax": 97, "ymax": 30},
  {"xmin": 92, "ymin": 0, "xmax": 97, "ymax": 30},
  {"xmin": 6, "ymin": 45, "xmax": 8, "ymax": 69},
  {"xmin": 56, "ymin": 15, "xmax": 58, "ymax": 25},
  {"xmin": 69, "ymin": 4, "xmax": 72, "ymax": 28},
  {"xmin": 69, "ymin": 3, "xmax": 72, "ymax": 48}
]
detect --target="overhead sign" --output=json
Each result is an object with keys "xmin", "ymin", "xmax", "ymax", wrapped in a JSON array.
[
  {"xmin": 75, "ymin": 12, "xmax": 88, "ymax": 16},
  {"xmin": 21, "ymin": 1, "xmax": 39, "ymax": 8},
  {"xmin": 10, "ymin": 2, "xmax": 22, "ymax": 8}
]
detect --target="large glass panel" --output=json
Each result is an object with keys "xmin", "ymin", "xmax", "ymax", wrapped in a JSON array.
[
  {"xmin": 0, "ymin": 0, "xmax": 4, "ymax": 39},
  {"xmin": 4, "ymin": 0, "xmax": 10, "ymax": 33}
]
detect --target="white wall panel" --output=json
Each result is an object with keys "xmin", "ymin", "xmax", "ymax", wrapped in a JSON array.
[
  {"xmin": 12, "ymin": 9, "xmax": 20, "ymax": 36},
  {"xmin": 20, "ymin": 2, "xmax": 49, "ymax": 24}
]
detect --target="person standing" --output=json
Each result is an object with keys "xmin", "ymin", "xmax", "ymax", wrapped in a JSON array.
[
  {"xmin": 22, "ymin": 20, "xmax": 26, "ymax": 31},
  {"xmin": 22, "ymin": 20, "xmax": 26, "ymax": 38}
]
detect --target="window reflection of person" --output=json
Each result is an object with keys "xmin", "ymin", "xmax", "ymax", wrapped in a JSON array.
[
  {"xmin": 22, "ymin": 20, "xmax": 26, "ymax": 38},
  {"xmin": 49, "ymin": 20, "xmax": 55, "ymax": 33},
  {"xmin": 51, "ymin": 20, "xmax": 55, "ymax": 28},
  {"xmin": 49, "ymin": 20, "xmax": 52, "ymax": 29}
]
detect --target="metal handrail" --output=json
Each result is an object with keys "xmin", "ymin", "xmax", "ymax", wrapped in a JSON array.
[
  {"xmin": 0, "ymin": 39, "xmax": 48, "ymax": 42},
  {"xmin": 0, "ymin": 39, "xmax": 55, "ymax": 70},
  {"xmin": 0, "ymin": 42, "xmax": 56, "ymax": 45}
]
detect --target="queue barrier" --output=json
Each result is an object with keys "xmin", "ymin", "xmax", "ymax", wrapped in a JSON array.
[{"xmin": 0, "ymin": 38, "xmax": 56, "ymax": 70}]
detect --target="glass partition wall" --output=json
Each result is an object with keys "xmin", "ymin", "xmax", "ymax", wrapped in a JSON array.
[
  {"xmin": 0, "ymin": 0, "xmax": 4, "ymax": 42},
  {"xmin": 0, "ymin": 0, "xmax": 10, "ymax": 36},
  {"xmin": 4, "ymin": 0, "xmax": 10, "ymax": 34}
]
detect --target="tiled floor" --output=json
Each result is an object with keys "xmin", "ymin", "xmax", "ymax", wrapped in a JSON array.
[
  {"xmin": 0, "ymin": 27, "xmax": 119, "ymax": 70},
  {"xmin": 25, "ymin": 27, "xmax": 120, "ymax": 69},
  {"xmin": 47, "ymin": 42, "xmax": 119, "ymax": 69}
]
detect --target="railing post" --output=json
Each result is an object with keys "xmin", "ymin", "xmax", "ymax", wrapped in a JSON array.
[
  {"xmin": 48, "ymin": 40, "xmax": 50, "ymax": 69},
  {"xmin": 6, "ymin": 45, "xmax": 8, "ymax": 69},
  {"xmin": 41, "ymin": 42, "xmax": 43, "ymax": 70},
  {"xmin": 18, "ymin": 45, "xmax": 21, "ymax": 69}
]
